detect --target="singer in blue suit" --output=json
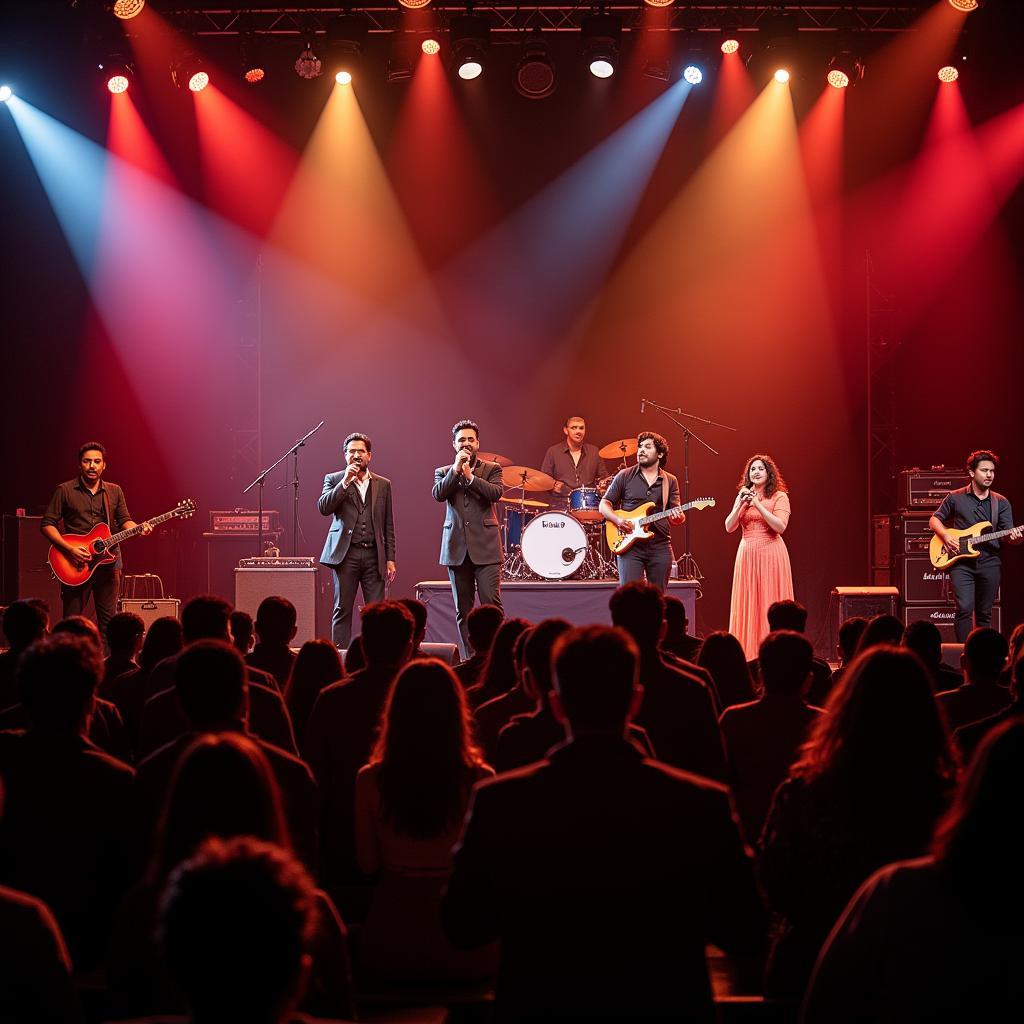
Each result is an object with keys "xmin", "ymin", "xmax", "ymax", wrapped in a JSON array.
[
  {"xmin": 319, "ymin": 432, "xmax": 397, "ymax": 649},
  {"xmin": 433, "ymin": 419, "xmax": 504, "ymax": 658}
]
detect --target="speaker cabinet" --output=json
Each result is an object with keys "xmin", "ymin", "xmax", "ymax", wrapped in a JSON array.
[
  {"xmin": 903, "ymin": 604, "xmax": 1002, "ymax": 645},
  {"xmin": 234, "ymin": 567, "xmax": 319, "ymax": 645},
  {"xmin": 118, "ymin": 598, "xmax": 181, "ymax": 633},
  {"xmin": 2, "ymin": 515, "xmax": 63, "ymax": 613}
]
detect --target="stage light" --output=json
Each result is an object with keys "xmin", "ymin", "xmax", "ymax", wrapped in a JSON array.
[
  {"xmin": 334, "ymin": 70, "xmax": 351, "ymax": 85},
  {"xmin": 721, "ymin": 37, "xmax": 740, "ymax": 55},
  {"xmin": 774, "ymin": 68, "xmax": 791, "ymax": 84},
  {"xmin": 582, "ymin": 13, "xmax": 621, "ymax": 80},
  {"xmin": 240, "ymin": 35, "xmax": 267, "ymax": 84},
  {"xmin": 938, "ymin": 65, "xmax": 959, "ymax": 83},
  {"xmin": 422, "ymin": 38, "xmax": 440, "ymax": 56},
  {"xmin": 762, "ymin": 12, "xmax": 799, "ymax": 85},
  {"xmin": 0, "ymin": 85, "xmax": 12, "ymax": 103},
  {"xmin": 643, "ymin": 0, "xmax": 675, "ymax": 6},
  {"xmin": 294, "ymin": 45, "xmax": 322, "ymax": 80},
  {"xmin": 947, "ymin": 0, "xmax": 980, "ymax": 11},
  {"xmin": 826, "ymin": 51, "xmax": 864, "ymax": 90},
  {"xmin": 515, "ymin": 28, "xmax": 556, "ymax": 99},
  {"xmin": 451, "ymin": 13, "xmax": 490, "ymax": 81},
  {"xmin": 683, "ymin": 65, "xmax": 703, "ymax": 85},
  {"xmin": 99, "ymin": 58, "xmax": 134, "ymax": 94},
  {"xmin": 172, "ymin": 54, "xmax": 209, "ymax": 92},
  {"xmin": 398, "ymin": 0, "xmax": 433, "ymax": 7},
  {"xmin": 325, "ymin": 14, "xmax": 368, "ymax": 84},
  {"xmin": 112, "ymin": 0, "xmax": 145, "ymax": 19}
]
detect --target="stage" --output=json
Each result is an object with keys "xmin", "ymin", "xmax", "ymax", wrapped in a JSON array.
[{"xmin": 414, "ymin": 579, "xmax": 699, "ymax": 649}]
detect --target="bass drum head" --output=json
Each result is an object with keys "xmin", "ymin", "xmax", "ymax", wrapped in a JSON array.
[{"xmin": 521, "ymin": 512, "xmax": 588, "ymax": 580}]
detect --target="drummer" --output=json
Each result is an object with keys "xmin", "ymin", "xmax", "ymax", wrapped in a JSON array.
[{"xmin": 540, "ymin": 415, "xmax": 610, "ymax": 498}]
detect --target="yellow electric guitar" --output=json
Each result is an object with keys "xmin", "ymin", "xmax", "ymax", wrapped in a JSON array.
[
  {"xmin": 930, "ymin": 520, "xmax": 1023, "ymax": 569},
  {"xmin": 605, "ymin": 498, "xmax": 716, "ymax": 555}
]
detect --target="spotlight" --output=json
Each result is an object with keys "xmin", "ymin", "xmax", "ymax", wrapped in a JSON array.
[
  {"xmin": 683, "ymin": 65, "xmax": 703, "ymax": 85},
  {"xmin": 422, "ymin": 38, "xmax": 441, "ymax": 56},
  {"xmin": 111, "ymin": 0, "xmax": 145, "ymax": 19},
  {"xmin": 947, "ymin": 0, "xmax": 981, "ymax": 11},
  {"xmin": 938, "ymin": 65, "xmax": 959, "ymax": 83},
  {"xmin": 643, "ymin": 0, "xmax": 675, "ymax": 6},
  {"xmin": 0, "ymin": 85, "xmax": 12, "ymax": 103},
  {"xmin": 294, "ymin": 45, "xmax": 322, "ymax": 80},
  {"xmin": 721, "ymin": 37, "xmax": 740, "ymax": 55},
  {"xmin": 451, "ymin": 13, "xmax": 490, "ymax": 81},
  {"xmin": 826, "ymin": 51, "xmax": 864, "ymax": 90},
  {"xmin": 774, "ymin": 68, "xmax": 791, "ymax": 84},
  {"xmin": 515, "ymin": 28, "xmax": 556, "ymax": 100},
  {"xmin": 582, "ymin": 13, "xmax": 621, "ymax": 80},
  {"xmin": 398, "ymin": 0, "xmax": 433, "ymax": 7},
  {"xmin": 326, "ymin": 14, "xmax": 368, "ymax": 84},
  {"xmin": 762, "ymin": 12, "xmax": 799, "ymax": 84},
  {"xmin": 172, "ymin": 53, "xmax": 209, "ymax": 92},
  {"xmin": 335, "ymin": 71, "xmax": 352, "ymax": 85},
  {"xmin": 240, "ymin": 35, "xmax": 267, "ymax": 84},
  {"xmin": 99, "ymin": 57, "xmax": 134, "ymax": 94}
]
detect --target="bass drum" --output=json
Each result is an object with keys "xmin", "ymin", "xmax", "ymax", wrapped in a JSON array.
[{"xmin": 521, "ymin": 512, "xmax": 588, "ymax": 580}]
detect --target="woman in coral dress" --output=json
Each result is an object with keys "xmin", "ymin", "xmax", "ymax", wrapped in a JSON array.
[{"xmin": 726, "ymin": 454, "xmax": 794, "ymax": 659}]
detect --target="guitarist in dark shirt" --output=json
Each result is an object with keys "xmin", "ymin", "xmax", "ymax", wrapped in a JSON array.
[
  {"xmin": 40, "ymin": 442, "xmax": 150, "ymax": 634},
  {"xmin": 929, "ymin": 450, "xmax": 1021, "ymax": 641}
]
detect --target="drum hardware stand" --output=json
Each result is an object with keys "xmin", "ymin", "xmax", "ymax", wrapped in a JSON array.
[
  {"xmin": 640, "ymin": 399, "xmax": 736, "ymax": 581},
  {"xmin": 501, "ymin": 481, "xmax": 538, "ymax": 581}
]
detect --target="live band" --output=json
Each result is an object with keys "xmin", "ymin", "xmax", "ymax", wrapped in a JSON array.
[{"xmin": 43, "ymin": 432, "xmax": 1022, "ymax": 657}]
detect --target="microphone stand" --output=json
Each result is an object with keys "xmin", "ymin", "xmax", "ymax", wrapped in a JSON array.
[
  {"xmin": 640, "ymin": 400, "xmax": 736, "ymax": 580},
  {"xmin": 243, "ymin": 420, "xmax": 325, "ymax": 557}
]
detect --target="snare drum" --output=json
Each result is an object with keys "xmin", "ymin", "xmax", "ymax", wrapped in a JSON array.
[
  {"xmin": 521, "ymin": 512, "xmax": 588, "ymax": 580},
  {"xmin": 568, "ymin": 487, "xmax": 603, "ymax": 522}
]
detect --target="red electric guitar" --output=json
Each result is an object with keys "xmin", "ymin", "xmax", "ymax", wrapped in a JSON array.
[{"xmin": 47, "ymin": 499, "xmax": 196, "ymax": 587}]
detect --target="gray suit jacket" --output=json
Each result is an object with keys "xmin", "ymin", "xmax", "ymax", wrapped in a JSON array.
[
  {"xmin": 318, "ymin": 471, "xmax": 396, "ymax": 577},
  {"xmin": 433, "ymin": 459, "xmax": 504, "ymax": 567}
]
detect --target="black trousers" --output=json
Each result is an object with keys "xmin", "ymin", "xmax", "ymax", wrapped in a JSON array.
[
  {"xmin": 448, "ymin": 557, "xmax": 503, "ymax": 658},
  {"xmin": 616, "ymin": 540, "xmax": 674, "ymax": 591},
  {"xmin": 949, "ymin": 558, "xmax": 1001, "ymax": 642},
  {"xmin": 331, "ymin": 546, "xmax": 385, "ymax": 650},
  {"xmin": 62, "ymin": 564, "xmax": 121, "ymax": 638}
]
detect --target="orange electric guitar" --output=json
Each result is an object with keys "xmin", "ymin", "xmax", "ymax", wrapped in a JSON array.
[
  {"xmin": 929, "ymin": 520, "xmax": 1023, "ymax": 570},
  {"xmin": 48, "ymin": 499, "xmax": 196, "ymax": 587},
  {"xmin": 605, "ymin": 498, "xmax": 716, "ymax": 556}
]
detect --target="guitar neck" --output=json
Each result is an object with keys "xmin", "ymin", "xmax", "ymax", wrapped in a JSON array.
[
  {"xmin": 106, "ymin": 509, "xmax": 180, "ymax": 546},
  {"xmin": 638, "ymin": 500, "xmax": 699, "ymax": 527},
  {"xmin": 966, "ymin": 524, "xmax": 1022, "ymax": 546}
]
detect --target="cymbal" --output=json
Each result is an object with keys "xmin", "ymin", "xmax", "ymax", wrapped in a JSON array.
[
  {"xmin": 478, "ymin": 451, "xmax": 513, "ymax": 467},
  {"xmin": 499, "ymin": 496, "xmax": 549, "ymax": 509},
  {"xmin": 501, "ymin": 466, "xmax": 557, "ymax": 491},
  {"xmin": 599, "ymin": 438, "xmax": 638, "ymax": 460}
]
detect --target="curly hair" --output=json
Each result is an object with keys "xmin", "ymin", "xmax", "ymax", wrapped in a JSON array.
[
  {"xmin": 737, "ymin": 453, "xmax": 787, "ymax": 498},
  {"xmin": 965, "ymin": 449, "xmax": 998, "ymax": 473},
  {"xmin": 638, "ymin": 431, "xmax": 669, "ymax": 468}
]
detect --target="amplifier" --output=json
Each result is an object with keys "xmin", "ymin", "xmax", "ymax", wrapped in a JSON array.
[
  {"xmin": 209, "ymin": 510, "xmax": 282, "ymax": 534},
  {"xmin": 890, "ymin": 513, "xmax": 934, "ymax": 556},
  {"xmin": 903, "ymin": 604, "xmax": 1001, "ymax": 645},
  {"xmin": 830, "ymin": 587, "xmax": 899, "ymax": 656},
  {"xmin": 898, "ymin": 468, "xmax": 968, "ymax": 511},
  {"xmin": 235, "ymin": 566, "xmax": 320, "ymax": 645},
  {"xmin": 238, "ymin": 557, "xmax": 317, "ymax": 569},
  {"xmin": 898, "ymin": 555, "xmax": 954, "ymax": 605},
  {"xmin": 118, "ymin": 598, "xmax": 181, "ymax": 633}
]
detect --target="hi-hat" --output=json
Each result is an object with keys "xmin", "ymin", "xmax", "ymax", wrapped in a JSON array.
[
  {"xmin": 499, "ymin": 496, "xmax": 549, "ymax": 508},
  {"xmin": 478, "ymin": 451, "xmax": 513, "ymax": 467},
  {"xmin": 599, "ymin": 438, "xmax": 639, "ymax": 460},
  {"xmin": 501, "ymin": 466, "xmax": 557, "ymax": 491}
]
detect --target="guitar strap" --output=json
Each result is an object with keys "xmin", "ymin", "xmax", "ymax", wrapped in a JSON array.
[{"xmin": 662, "ymin": 473, "xmax": 669, "ymax": 519}]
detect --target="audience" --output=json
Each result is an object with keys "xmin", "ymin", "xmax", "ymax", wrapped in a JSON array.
[
  {"xmin": 820, "ymin": 615, "xmax": 868, "ymax": 707},
  {"xmin": 609, "ymin": 582, "xmax": 726, "ymax": 782},
  {"xmin": 954, "ymin": 650, "xmax": 1023, "ymax": 758},
  {"xmin": 230, "ymin": 609, "xmax": 255, "ymax": 656},
  {"xmin": 284, "ymin": 639, "xmax": 345, "ymax": 747},
  {"xmin": 697, "ymin": 630, "xmax": 755, "ymax": 711},
  {"xmin": 473, "ymin": 627, "xmax": 534, "ymax": 762},
  {"xmin": 0, "ymin": 600, "xmax": 48, "ymax": 711},
  {"xmin": 903, "ymin": 618, "xmax": 963, "ymax": 693},
  {"xmin": 758, "ymin": 645, "xmax": 958, "ymax": 999},
  {"xmin": 855, "ymin": 613, "xmax": 906, "ymax": 653},
  {"xmin": 443, "ymin": 625, "xmax": 766, "ymax": 1021},
  {"xmin": 936, "ymin": 627, "xmax": 1011, "ymax": 731},
  {"xmin": 804, "ymin": 719, "xmax": 1024, "ymax": 1022},
  {"xmin": 0, "ymin": 635, "xmax": 134, "ymax": 969},
  {"xmin": 465, "ymin": 617, "xmax": 530, "ymax": 709},
  {"xmin": 103, "ymin": 610, "xmax": 145, "ymax": 684},
  {"xmin": 158, "ymin": 836, "xmax": 323, "ymax": 1024},
  {"xmin": 397, "ymin": 597, "xmax": 429, "ymax": 657},
  {"xmin": 1000, "ymin": 622, "xmax": 1024, "ymax": 685},
  {"xmin": 748, "ymin": 601, "xmax": 831, "ymax": 703},
  {"xmin": 111, "ymin": 733, "xmax": 353, "ymax": 1020},
  {"xmin": 719, "ymin": 631, "xmax": 823, "ymax": 844},
  {"xmin": 453, "ymin": 604, "xmax": 504, "ymax": 691},
  {"xmin": 248, "ymin": 596, "xmax": 299, "ymax": 691},
  {"xmin": 661, "ymin": 595, "xmax": 702, "ymax": 662},
  {"xmin": 355, "ymin": 659, "xmax": 497, "ymax": 981}
]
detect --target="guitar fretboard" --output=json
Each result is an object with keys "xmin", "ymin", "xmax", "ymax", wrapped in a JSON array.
[
  {"xmin": 99, "ymin": 507, "xmax": 190, "ymax": 549},
  {"xmin": 637, "ymin": 498, "xmax": 713, "ymax": 527},
  {"xmin": 965, "ymin": 525, "xmax": 1023, "ymax": 547}
]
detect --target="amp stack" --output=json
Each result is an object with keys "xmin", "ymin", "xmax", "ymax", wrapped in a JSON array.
[{"xmin": 872, "ymin": 467, "xmax": 1000, "ymax": 642}]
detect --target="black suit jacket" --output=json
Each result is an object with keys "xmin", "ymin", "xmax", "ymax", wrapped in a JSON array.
[
  {"xmin": 432, "ymin": 459, "xmax": 504, "ymax": 566},
  {"xmin": 318, "ymin": 471, "xmax": 396, "ymax": 579},
  {"xmin": 443, "ymin": 736, "xmax": 766, "ymax": 1021}
]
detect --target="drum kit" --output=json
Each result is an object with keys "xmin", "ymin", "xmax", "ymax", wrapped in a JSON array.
[{"xmin": 491, "ymin": 438, "xmax": 641, "ymax": 582}]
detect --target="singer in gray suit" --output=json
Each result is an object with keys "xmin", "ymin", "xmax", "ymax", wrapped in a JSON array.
[
  {"xmin": 319, "ymin": 432, "xmax": 397, "ymax": 649},
  {"xmin": 433, "ymin": 419, "xmax": 504, "ymax": 657}
]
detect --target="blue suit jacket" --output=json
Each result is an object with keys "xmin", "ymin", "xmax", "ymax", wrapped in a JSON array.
[
  {"xmin": 318, "ymin": 471, "xmax": 395, "ymax": 578},
  {"xmin": 433, "ymin": 459, "xmax": 504, "ymax": 567}
]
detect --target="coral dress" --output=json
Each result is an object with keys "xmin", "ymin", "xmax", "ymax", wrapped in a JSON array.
[{"xmin": 729, "ymin": 491, "xmax": 794, "ymax": 659}]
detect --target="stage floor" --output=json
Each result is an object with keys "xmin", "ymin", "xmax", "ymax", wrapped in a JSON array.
[{"xmin": 415, "ymin": 579, "xmax": 699, "ymax": 649}]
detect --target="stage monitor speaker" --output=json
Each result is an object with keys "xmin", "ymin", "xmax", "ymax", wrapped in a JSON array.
[
  {"xmin": 2, "ymin": 514, "xmax": 62, "ymax": 613},
  {"xmin": 830, "ymin": 586, "xmax": 899, "ymax": 656},
  {"xmin": 235, "ymin": 567, "xmax": 319, "ymax": 646},
  {"xmin": 118, "ymin": 598, "xmax": 181, "ymax": 633},
  {"xmin": 903, "ymin": 604, "xmax": 1002, "ymax": 646}
]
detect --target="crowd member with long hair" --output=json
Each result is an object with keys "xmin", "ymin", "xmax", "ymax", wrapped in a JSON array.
[
  {"xmin": 758, "ymin": 646, "xmax": 958, "ymax": 1000},
  {"xmin": 465, "ymin": 617, "xmax": 530, "ymax": 709},
  {"xmin": 696, "ymin": 631, "xmax": 755, "ymax": 711},
  {"xmin": 284, "ymin": 640, "xmax": 344, "ymax": 746},
  {"xmin": 804, "ymin": 717, "xmax": 1024, "ymax": 1021},
  {"xmin": 355, "ymin": 659, "xmax": 497, "ymax": 981},
  {"xmin": 108, "ymin": 733, "xmax": 354, "ymax": 1019},
  {"xmin": 725, "ymin": 454, "xmax": 794, "ymax": 659}
]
